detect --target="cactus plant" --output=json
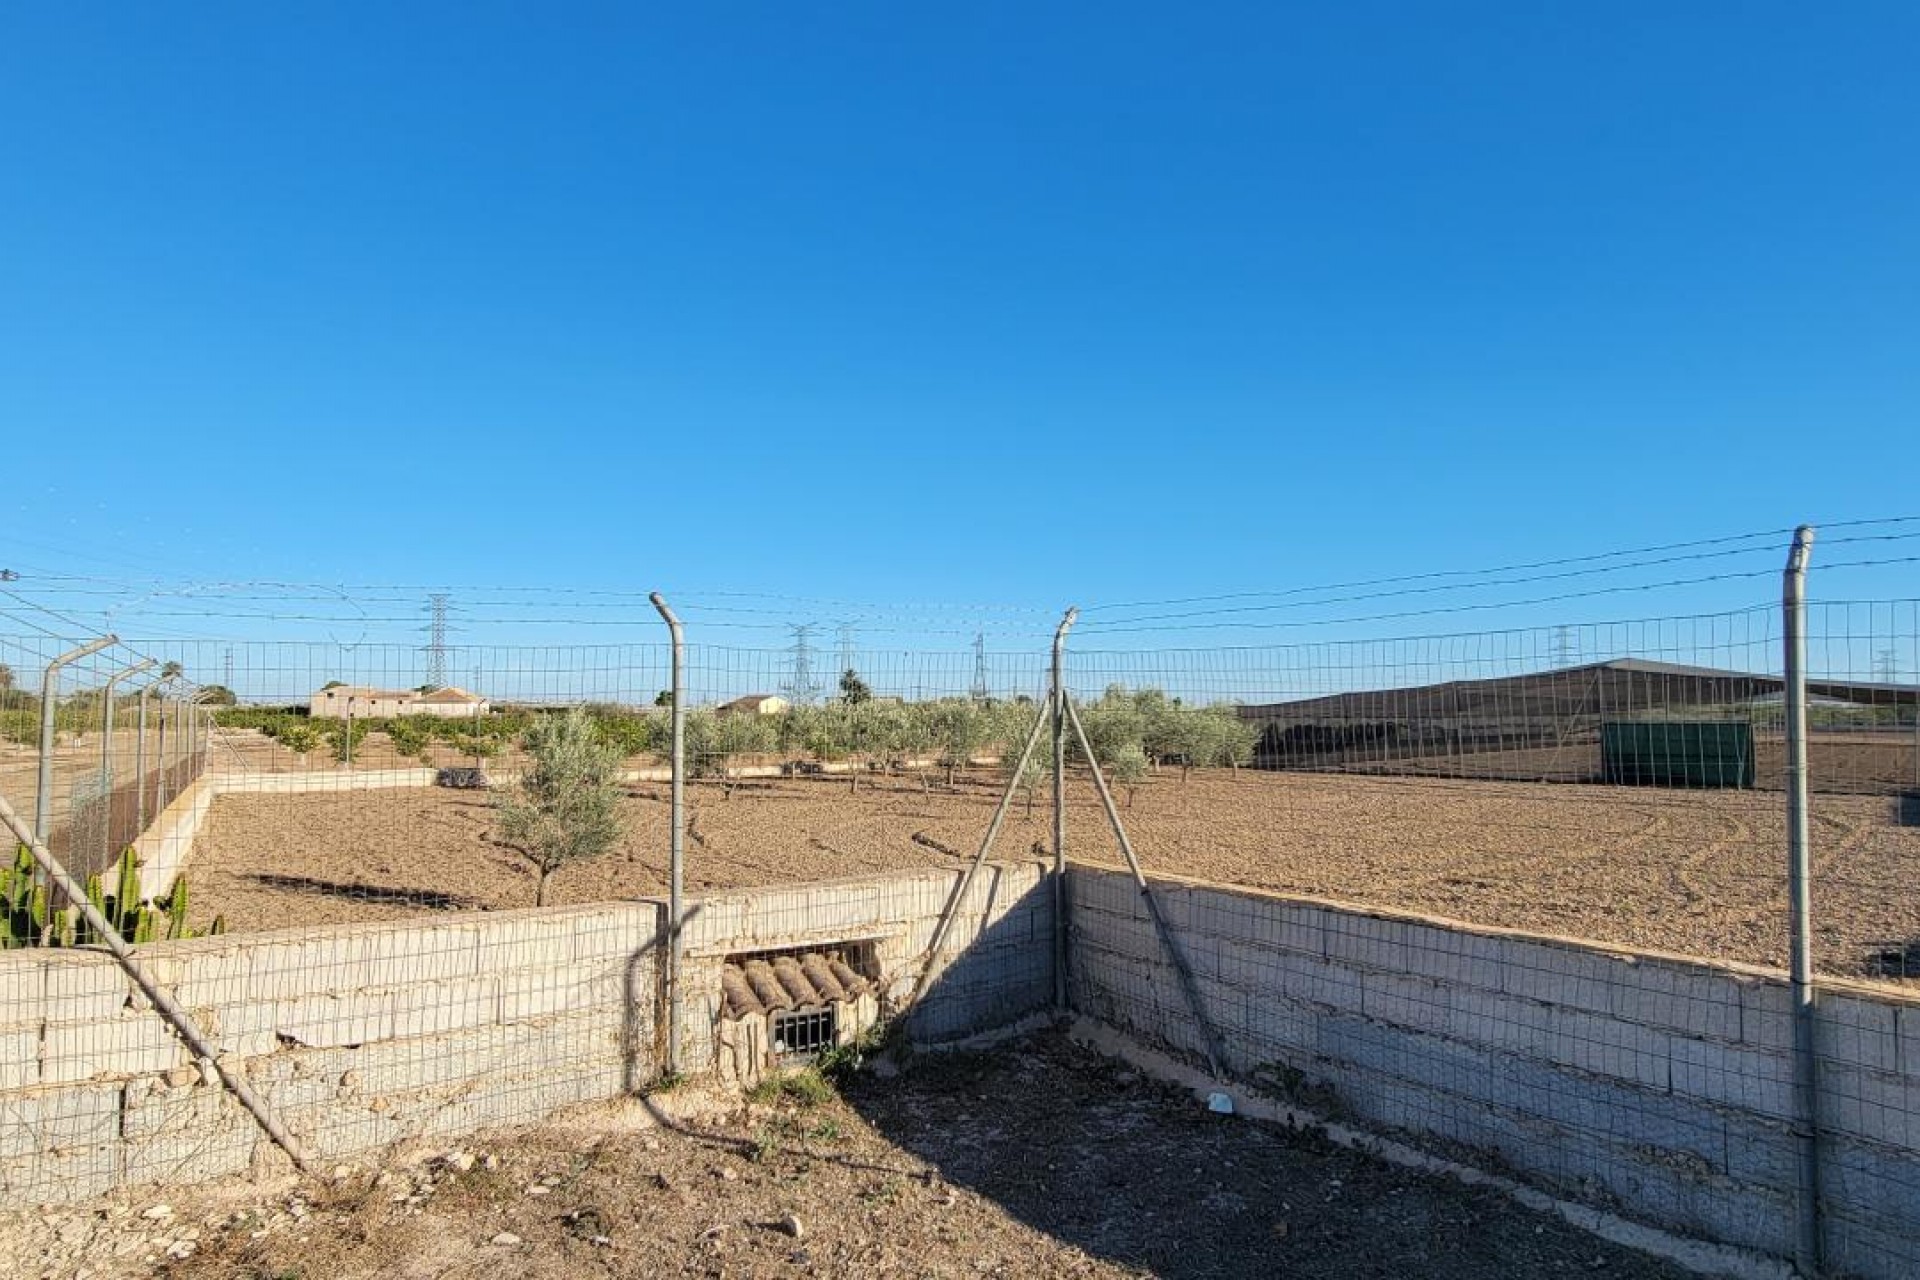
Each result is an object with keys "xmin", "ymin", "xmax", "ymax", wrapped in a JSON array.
[
  {"xmin": 2, "ymin": 846, "xmax": 33, "ymax": 915},
  {"xmin": 166, "ymin": 876, "xmax": 189, "ymax": 936},
  {"xmin": 5, "ymin": 846, "xmax": 224, "ymax": 949}
]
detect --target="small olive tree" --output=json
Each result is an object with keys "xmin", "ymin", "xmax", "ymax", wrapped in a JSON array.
[
  {"xmin": 930, "ymin": 700, "xmax": 988, "ymax": 786},
  {"xmin": 685, "ymin": 708, "xmax": 778, "ymax": 790},
  {"xmin": 1104, "ymin": 740, "xmax": 1151, "ymax": 806},
  {"xmin": 494, "ymin": 708, "xmax": 624, "ymax": 906},
  {"xmin": 996, "ymin": 703, "xmax": 1052, "ymax": 816}
]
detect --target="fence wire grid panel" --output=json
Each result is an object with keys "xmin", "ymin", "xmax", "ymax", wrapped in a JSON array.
[
  {"xmin": 6, "ymin": 636, "xmax": 1062, "ymax": 943},
  {"xmin": 1063, "ymin": 605, "xmax": 1919, "ymax": 986},
  {"xmin": 0, "ymin": 595, "xmax": 1913, "ymax": 981},
  {"xmin": 0, "ymin": 530, "xmax": 1916, "ymax": 1275},
  {"xmin": 1057, "ymin": 594, "xmax": 1919, "ymax": 1280},
  {"xmin": 0, "ymin": 904, "xmax": 651, "ymax": 1204},
  {"xmin": 1, "ymin": 633, "xmax": 212, "ymax": 901}
]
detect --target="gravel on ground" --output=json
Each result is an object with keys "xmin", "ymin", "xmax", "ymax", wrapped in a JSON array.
[{"xmin": 0, "ymin": 1031, "xmax": 1698, "ymax": 1280}]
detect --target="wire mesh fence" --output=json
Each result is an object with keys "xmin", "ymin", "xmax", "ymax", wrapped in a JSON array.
[
  {"xmin": 1802, "ymin": 598, "xmax": 1920, "ymax": 982},
  {"xmin": 0, "ymin": 526, "xmax": 1917, "ymax": 1273},
  {"xmin": 183, "ymin": 640, "xmax": 674, "ymax": 932},
  {"xmin": 1062, "ymin": 603, "xmax": 1919, "ymax": 985},
  {"xmin": 3, "ymin": 540, "xmax": 1915, "ymax": 978},
  {"xmin": 1051, "ymin": 560, "xmax": 1919, "ymax": 1279},
  {"xmin": 4, "ymin": 634, "xmax": 1061, "ymax": 942},
  {"xmin": 0, "ymin": 633, "xmax": 214, "ymax": 906}
]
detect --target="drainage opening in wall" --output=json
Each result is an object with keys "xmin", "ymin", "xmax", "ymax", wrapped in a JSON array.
[
  {"xmin": 716, "ymin": 941, "xmax": 884, "ymax": 1083},
  {"xmin": 771, "ymin": 1007, "xmax": 836, "ymax": 1060}
]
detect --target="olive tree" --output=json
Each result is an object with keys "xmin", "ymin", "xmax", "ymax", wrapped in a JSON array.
[
  {"xmin": 1105, "ymin": 740, "xmax": 1151, "ymax": 806},
  {"xmin": 493, "ymin": 708, "xmax": 624, "ymax": 906},
  {"xmin": 1068, "ymin": 686, "xmax": 1159, "ymax": 804},
  {"xmin": 994, "ymin": 702, "xmax": 1052, "ymax": 816},
  {"xmin": 897, "ymin": 701, "xmax": 942, "ymax": 789},
  {"xmin": 684, "ymin": 708, "xmax": 778, "ymax": 795},
  {"xmin": 1068, "ymin": 685, "xmax": 1254, "ymax": 791},
  {"xmin": 929, "ymin": 700, "xmax": 988, "ymax": 786},
  {"xmin": 848, "ymin": 701, "xmax": 915, "ymax": 788},
  {"xmin": 1075, "ymin": 685, "xmax": 1147, "ymax": 765}
]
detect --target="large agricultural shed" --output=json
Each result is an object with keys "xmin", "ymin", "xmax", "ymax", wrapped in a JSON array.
[{"xmin": 1241, "ymin": 657, "xmax": 1920, "ymax": 788}]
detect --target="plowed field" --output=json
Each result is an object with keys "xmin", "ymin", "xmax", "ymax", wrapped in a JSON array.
[{"xmin": 188, "ymin": 762, "xmax": 1920, "ymax": 980}]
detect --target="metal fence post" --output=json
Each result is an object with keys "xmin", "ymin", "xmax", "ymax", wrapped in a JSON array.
[
  {"xmin": 153, "ymin": 688, "xmax": 170, "ymax": 817},
  {"xmin": 33, "ymin": 635, "xmax": 117, "ymax": 847},
  {"xmin": 1051, "ymin": 606, "xmax": 1078, "ymax": 1009},
  {"xmin": 650, "ymin": 593, "xmax": 686, "ymax": 1078},
  {"xmin": 189, "ymin": 690, "xmax": 217, "ymax": 786},
  {"xmin": 98, "ymin": 657, "xmax": 155, "ymax": 864},
  {"xmin": 1783, "ymin": 523, "xmax": 1823, "ymax": 1278},
  {"xmin": 134, "ymin": 674, "xmax": 157, "ymax": 832},
  {"xmin": 154, "ymin": 682, "xmax": 184, "ymax": 818},
  {"xmin": 185, "ymin": 689, "xmax": 199, "ymax": 770}
]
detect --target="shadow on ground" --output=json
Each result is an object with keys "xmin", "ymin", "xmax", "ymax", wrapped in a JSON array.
[
  {"xmin": 1865, "ymin": 937, "xmax": 1920, "ymax": 979},
  {"xmin": 835, "ymin": 1031, "xmax": 1692, "ymax": 1280},
  {"xmin": 244, "ymin": 872, "xmax": 486, "ymax": 910}
]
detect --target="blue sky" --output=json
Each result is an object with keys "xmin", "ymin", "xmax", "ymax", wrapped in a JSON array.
[{"xmin": 1, "ymin": 4, "xmax": 1916, "ymax": 659}]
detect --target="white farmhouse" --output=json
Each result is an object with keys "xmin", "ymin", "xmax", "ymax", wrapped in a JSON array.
[
  {"xmin": 309, "ymin": 685, "xmax": 491, "ymax": 719},
  {"xmin": 716, "ymin": 693, "xmax": 790, "ymax": 716}
]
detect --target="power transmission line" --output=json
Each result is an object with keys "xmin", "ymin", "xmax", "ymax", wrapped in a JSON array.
[
  {"xmin": 837, "ymin": 621, "xmax": 856, "ymax": 680},
  {"xmin": 782, "ymin": 623, "xmax": 821, "ymax": 704},
  {"xmin": 1551, "ymin": 626, "xmax": 1576, "ymax": 668},
  {"xmin": 424, "ymin": 593, "xmax": 452, "ymax": 688}
]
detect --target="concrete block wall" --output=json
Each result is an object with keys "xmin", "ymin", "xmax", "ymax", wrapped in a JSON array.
[
  {"xmin": 208, "ymin": 769, "xmax": 442, "ymax": 794},
  {"xmin": 131, "ymin": 770, "xmax": 440, "ymax": 899},
  {"xmin": 1066, "ymin": 866, "xmax": 1920, "ymax": 1280},
  {"xmin": 0, "ymin": 900, "xmax": 658, "ymax": 1205},
  {"xmin": 0, "ymin": 862, "xmax": 1054, "ymax": 1206},
  {"xmin": 129, "ymin": 776, "xmax": 218, "ymax": 901}
]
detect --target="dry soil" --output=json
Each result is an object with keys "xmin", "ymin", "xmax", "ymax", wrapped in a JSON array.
[
  {"xmin": 186, "ymin": 753, "xmax": 1920, "ymax": 980},
  {"xmin": 0, "ymin": 1032, "xmax": 1695, "ymax": 1280}
]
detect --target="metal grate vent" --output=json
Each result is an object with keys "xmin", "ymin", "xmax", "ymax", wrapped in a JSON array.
[{"xmin": 771, "ymin": 1006, "xmax": 837, "ymax": 1061}]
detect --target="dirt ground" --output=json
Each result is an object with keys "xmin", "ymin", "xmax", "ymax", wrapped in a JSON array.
[
  {"xmin": 188, "ymin": 751, "xmax": 1920, "ymax": 980},
  {"xmin": 0, "ymin": 1032, "xmax": 1692, "ymax": 1280}
]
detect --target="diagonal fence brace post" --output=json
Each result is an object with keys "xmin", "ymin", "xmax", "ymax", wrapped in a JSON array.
[
  {"xmin": 1063, "ymin": 694, "xmax": 1229, "ymax": 1079},
  {"xmin": 905, "ymin": 702, "xmax": 1052, "ymax": 1012},
  {"xmin": 0, "ymin": 790, "xmax": 316, "ymax": 1175}
]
